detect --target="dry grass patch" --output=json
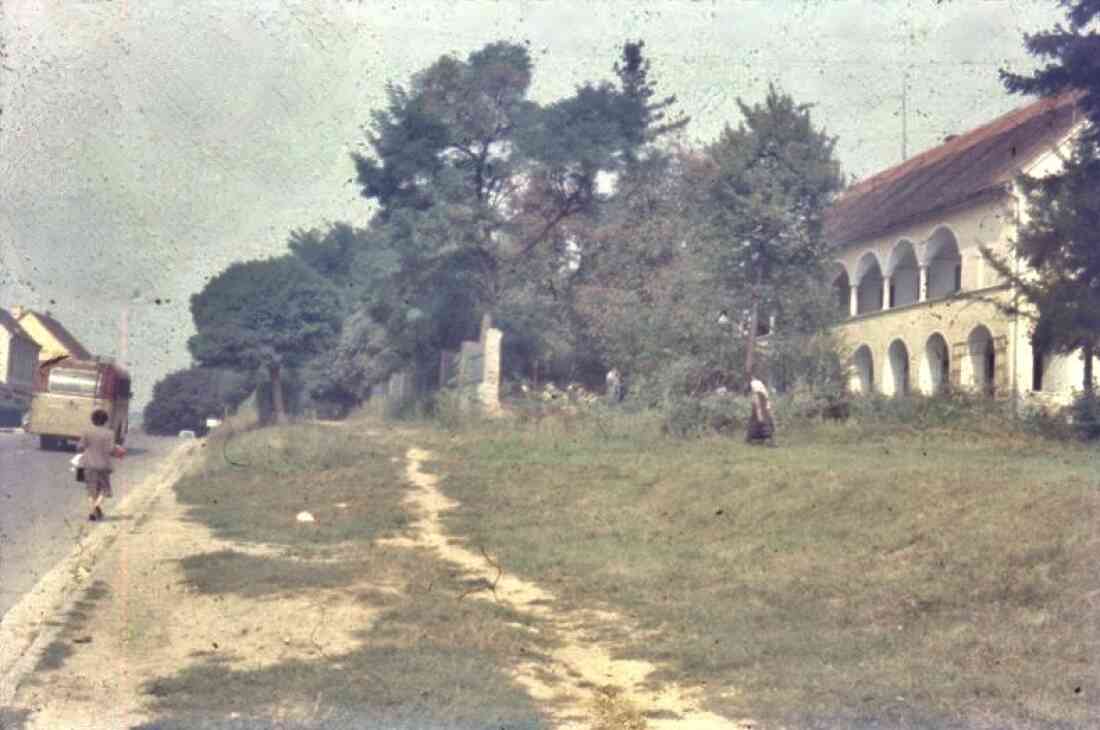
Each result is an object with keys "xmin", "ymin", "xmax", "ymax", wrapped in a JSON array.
[{"xmin": 130, "ymin": 419, "xmax": 555, "ymax": 728}]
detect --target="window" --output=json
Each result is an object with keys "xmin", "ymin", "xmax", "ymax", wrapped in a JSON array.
[
  {"xmin": 47, "ymin": 368, "xmax": 99, "ymax": 397},
  {"xmin": 953, "ymin": 264, "xmax": 962, "ymax": 292}
]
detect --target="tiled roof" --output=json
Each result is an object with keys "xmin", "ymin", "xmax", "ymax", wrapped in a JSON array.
[
  {"xmin": 824, "ymin": 92, "xmax": 1084, "ymax": 247},
  {"xmin": 14, "ymin": 309, "xmax": 92, "ymax": 359}
]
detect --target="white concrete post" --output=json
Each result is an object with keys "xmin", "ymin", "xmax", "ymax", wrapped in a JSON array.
[
  {"xmin": 849, "ymin": 285, "xmax": 858, "ymax": 317},
  {"xmin": 478, "ymin": 327, "xmax": 503, "ymax": 416},
  {"xmin": 882, "ymin": 275, "xmax": 892, "ymax": 310},
  {"xmin": 918, "ymin": 265, "xmax": 929, "ymax": 302}
]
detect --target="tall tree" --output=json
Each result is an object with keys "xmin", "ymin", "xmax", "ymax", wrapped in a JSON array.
[
  {"xmin": 1001, "ymin": 0, "xmax": 1100, "ymax": 137},
  {"xmin": 982, "ymin": 134, "xmax": 1100, "ymax": 395},
  {"xmin": 704, "ymin": 85, "xmax": 843, "ymax": 379},
  {"xmin": 614, "ymin": 40, "xmax": 690, "ymax": 162},
  {"xmin": 570, "ymin": 148, "xmax": 728, "ymax": 378},
  {"xmin": 350, "ymin": 41, "xmax": 681, "ymax": 318},
  {"xmin": 188, "ymin": 256, "xmax": 343, "ymax": 422},
  {"xmin": 989, "ymin": 0, "xmax": 1100, "ymax": 395}
]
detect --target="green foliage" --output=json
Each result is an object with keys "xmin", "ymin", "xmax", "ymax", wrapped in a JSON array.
[
  {"xmin": 350, "ymin": 40, "xmax": 685, "ymax": 337},
  {"xmin": 703, "ymin": 84, "xmax": 844, "ymax": 374},
  {"xmin": 142, "ymin": 367, "xmax": 250, "ymax": 436},
  {"xmin": 188, "ymin": 255, "xmax": 343, "ymax": 422},
  {"xmin": 613, "ymin": 40, "xmax": 690, "ymax": 157},
  {"xmin": 1000, "ymin": 0, "xmax": 1100, "ymax": 139},
  {"xmin": 571, "ymin": 150, "xmax": 733, "ymax": 381},
  {"xmin": 661, "ymin": 394, "xmax": 750, "ymax": 439},
  {"xmin": 982, "ymin": 134, "xmax": 1100, "ymax": 394},
  {"xmin": 845, "ymin": 393, "xmax": 1014, "ymax": 432},
  {"xmin": 1069, "ymin": 391, "xmax": 1100, "ymax": 440},
  {"xmin": 188, "ymin": 255, "xmax": 343, "ymax": 373}
]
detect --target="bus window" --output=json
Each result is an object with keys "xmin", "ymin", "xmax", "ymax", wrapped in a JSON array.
[{"xmin": 47, "ymin": 369, "xmax": 99, "ymax": 397}]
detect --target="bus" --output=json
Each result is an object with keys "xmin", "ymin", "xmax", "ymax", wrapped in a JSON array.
[{"xmin": 25, "ymin": 358, "xmax": 131, "ymax": 450}]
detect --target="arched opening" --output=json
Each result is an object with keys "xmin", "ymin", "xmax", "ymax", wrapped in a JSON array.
[
  {"xmin": 832, "ymin": 267, "xmax": 851, "ymax": 317},
  {"xmin": 921, "ymin": 333, "xmax": 950, "ymax": 395},
  {"xmin": 850, "ymin": 345, "xmax": 874, "ymax": 395},
  {"xmin": 926, "ymin": 227, "xmax": 962, "ymax": 299},
  {"xmin": 855, "ymin": 253, "xmax": 884, "ymax": 315},
  {"xmin": 968, "ymin": 325, "xmax": 996, "ymax": 396},
  {"xmin": 887, "ymin": 240, "xmax": 920, "ymax": 307},
  {"xmin": 886, "ymin": 339, "xmax": 911, "ymax": 396}
]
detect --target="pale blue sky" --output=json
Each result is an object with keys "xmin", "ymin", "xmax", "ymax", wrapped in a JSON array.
[{"xmin": 0, "ymin": 0, "xmax": 1067, "ymax": 407}]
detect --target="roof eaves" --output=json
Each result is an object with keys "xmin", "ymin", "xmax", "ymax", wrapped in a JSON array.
[{"xmin": 827, "ymin": 182, "xmax": 1011, "ymax": 251}]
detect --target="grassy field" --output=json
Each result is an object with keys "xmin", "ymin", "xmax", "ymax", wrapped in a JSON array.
[
  {"xmin": 142, "ymin": 421, "xmax": 553, "ymax": 730},
  {"xmin": 415, "ymin": 411, "xmax": 1100, "ymax": 729},
  {"xmin": 123, "ymin": 404, "xmax": 1100, "ymax": 729}
]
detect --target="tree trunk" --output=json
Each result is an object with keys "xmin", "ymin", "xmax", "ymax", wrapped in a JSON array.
[
  {"xmin": 270, "ymin": 364, "xmax": 286, "ymax": 424},
  {"xmin": 1085, "ymin": 342, "xmax": 1095, "ymax": 397},
  {"xmin": 744, "ymin": 267, "xmax": 763, "ymax": 381}
]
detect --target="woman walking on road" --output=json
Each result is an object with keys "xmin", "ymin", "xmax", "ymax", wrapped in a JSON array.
[{"xmin": 77, "ymin": 409, "xmax": 125, "ymax": 522}]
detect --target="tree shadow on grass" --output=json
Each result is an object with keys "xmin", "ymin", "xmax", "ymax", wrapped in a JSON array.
[
  {"xmin": 145, "ymin": 547, "xmax": 560, "ymax": 730},
  {"xmin": 178, "ymin": 550, "xmax": 363, "ymax": 599},
  {"xmin": 32, "ymin": 579, "xmax": 110, "ymax": 672},
  {"xmin": 0, "ymin": 707, "xmax": 31, "ymax": 730}
]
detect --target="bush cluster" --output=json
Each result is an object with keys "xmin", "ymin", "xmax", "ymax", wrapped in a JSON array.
[
  {"xmin": 661, "ymin": 394, "xmax": 751, "ymax": 438},
  {"xmin": 143, "ymin": 367, "xmax": 252, "ymax": 436},
  {"xmin": 1068, "ymin": 392, "xmax": 1100, "ymax": 441}
]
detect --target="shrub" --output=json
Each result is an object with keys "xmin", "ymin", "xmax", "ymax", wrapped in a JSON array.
[
  {"xmin": 662, "ymin": 394, "xmax": 750, "ymax": 438},
  {"xmin": 1069, "ymin": 392, "xmax": 1100, "ymax": 441},
  {"xmin": 143, "ymin": 367, "xmax": 250, "ymax": 436}
]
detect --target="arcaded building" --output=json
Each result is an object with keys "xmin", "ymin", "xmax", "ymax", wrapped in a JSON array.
[{"xmin": 824, "ymin": 93, "xmax": 1095, "ymax": 405}]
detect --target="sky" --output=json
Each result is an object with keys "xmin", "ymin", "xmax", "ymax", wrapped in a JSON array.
[{"xmin": 0, "ymin": 0, "xmax": 1068, "ymax": 410}]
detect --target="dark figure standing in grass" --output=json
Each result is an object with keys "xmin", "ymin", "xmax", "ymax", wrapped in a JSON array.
[
  {"xmin": 78, "ymin": 409, "xmax": 125, "ymax": 521},
  {"xmin": 606, "ymin": 368, "xmax": 624, "ymax": 404},
  {"xmin": 745, "ymin": 377, "xmax": 776, "ymax": 447}
]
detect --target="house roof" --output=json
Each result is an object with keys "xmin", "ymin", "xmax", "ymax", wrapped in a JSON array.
[
  {"xmin": 14, "ymin": 309, "xmax": 92, "ymax": 359},
  {"xmin": 824, "ymin": 92, "xmax": 1084, "ymax": 248},
  {"xmin": 0, "ymin": 309, "xmax": 38, "ymax": 347}
]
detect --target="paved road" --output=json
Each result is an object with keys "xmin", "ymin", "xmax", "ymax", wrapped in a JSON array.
[{"xmin": 0, "ymin": 429, "xmax": 175, "ymax": 621}]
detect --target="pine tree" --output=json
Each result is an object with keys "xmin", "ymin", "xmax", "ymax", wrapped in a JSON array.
[
  {"xmin": 1001, "ymin": 0, "xmax": 1100, "ymax": 138},
  {"xmin": 984, "ymin": 135, "xmax": 1100, "ymax": 395}
]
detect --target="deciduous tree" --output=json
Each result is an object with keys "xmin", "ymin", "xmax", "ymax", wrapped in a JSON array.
[
  {"xmin": 703, "ymin": 85, "xmax": 843, "ymax": 380},
  {"xmin": 188, "ymin": 256, "xmax": 343, "ymax": 422}
]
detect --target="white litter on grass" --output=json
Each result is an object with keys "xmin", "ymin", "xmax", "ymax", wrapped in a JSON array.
[
  {"xmin": 335, "ymin": 502, "xmax": 348, "ymax": 509},
  {"xmin": 296, "ymin": 511, "xmax": 315, "ymax": 523}
]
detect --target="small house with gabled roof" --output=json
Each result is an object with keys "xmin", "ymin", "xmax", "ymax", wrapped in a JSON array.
[
  {"xmin": 0, "ymin": 309, "xmax": 41, "ymax": 417},
  {"xmin": 9, "ymin": 306, "xmax": 93, "ymax": 365}
]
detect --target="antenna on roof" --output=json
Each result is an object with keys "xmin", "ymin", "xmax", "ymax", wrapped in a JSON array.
[{"xmin": 901, "ymin": 67, "xmax": 909, "ymax": 162}]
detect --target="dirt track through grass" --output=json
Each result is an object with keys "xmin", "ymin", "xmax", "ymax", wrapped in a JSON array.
[{"xmin": 384, "ymin": 447, "xmax": 753, "ymax": 730}]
